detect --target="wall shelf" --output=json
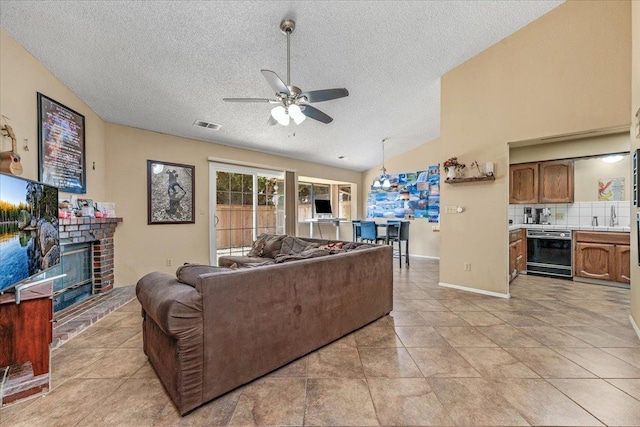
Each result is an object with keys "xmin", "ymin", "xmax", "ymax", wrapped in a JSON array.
[{"xmin": 444, "ymin": 175, "xmax": 495, "ymax": 184}]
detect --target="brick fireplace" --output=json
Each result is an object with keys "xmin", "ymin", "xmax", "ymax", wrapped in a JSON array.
[{"xmin": 55, "ymin": 217, "xmax": 122, "ymax": 311}]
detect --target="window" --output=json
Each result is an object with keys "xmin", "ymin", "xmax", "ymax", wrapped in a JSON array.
[
  {"xmin": 298, "ymin": 182, "xmax": 330, "ymax": 219},
  {"xmin": 338, "ymin": 185, "xmax": 352, "ymax": 221}
]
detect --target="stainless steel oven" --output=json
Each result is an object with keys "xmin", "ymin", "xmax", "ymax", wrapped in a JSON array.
[{"xmin": 526, "ymin": 229, "xmax": 572, "ymax": 278}]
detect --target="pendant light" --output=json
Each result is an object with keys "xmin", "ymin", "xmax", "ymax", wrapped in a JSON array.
[{"xmin": 373, "ymin": 138, "xmax": 391, "ymax": 189}]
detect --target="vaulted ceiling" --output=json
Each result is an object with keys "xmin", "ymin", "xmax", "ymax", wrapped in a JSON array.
[{"xmin": 0, "ymin": 1, "xmax": 563, "ymax": 171}]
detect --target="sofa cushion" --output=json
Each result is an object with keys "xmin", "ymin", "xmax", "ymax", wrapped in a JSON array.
[
  {"xmin": 176, "ymin": 264, "xmax": 231, "ymax": 287},
  {"xmin": 274, "ymin": 248, "xmax": 331, "ymax": 263},
  {"xmin": 280, "ymin": 236, "xmax": 319, "ymax": 255}
]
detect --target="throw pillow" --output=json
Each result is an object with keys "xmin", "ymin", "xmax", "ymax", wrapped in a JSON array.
[
  {"xmin": 261, "ymin": 234, "xmax": 287, "ymax": 258},
  {"xmin": 176, "ymin": 264, "xmax": 231, "ymax": 287},
  {"xmin": 247, "ymin": 234, "xmax": 268, "ymax": 257}
]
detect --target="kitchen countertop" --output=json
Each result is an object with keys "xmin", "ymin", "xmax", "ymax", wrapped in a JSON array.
[{"xmin": 508, "ymin": 224, "xmax": 630, "ymax": 233}]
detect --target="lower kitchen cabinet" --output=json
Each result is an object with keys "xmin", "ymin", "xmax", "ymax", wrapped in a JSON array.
[
  {"xmin": 509, "ymin": 229, "xmax": 525, "ymax": 281},
  {"xmin": 574, "ymin": 242, "xmax": 615, "ymax": 281},
  {"xmin": 574, "ymin": 231, "xmax": 630, "ymax": 286},
  {"xmin": 615, "ymin": 245, "xmax": 630, "ymax": 284}
]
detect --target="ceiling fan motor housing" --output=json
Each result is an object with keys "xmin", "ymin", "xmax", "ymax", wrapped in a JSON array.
[{"xmin": 280, "ymin": 19, "xmax": 295, "ymax": 34}]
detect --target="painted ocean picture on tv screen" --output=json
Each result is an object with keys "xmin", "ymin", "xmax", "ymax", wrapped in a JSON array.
[{"xmin": 0, "ymin": 173, "xmax": 60, "ymax": 292}]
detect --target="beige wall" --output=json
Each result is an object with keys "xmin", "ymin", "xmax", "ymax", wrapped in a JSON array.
[
  {"xmin": 105, "ymin": 124, "xmax": 363, "ymax": 284},
  {"xmin": 0, "ymin": 30, "xmax": 107, "ymax": 200},
  {"xmin": 509, "ymin": 133, "xmax": 629, "ymax": 164},
  {"xmin": 574, "ymin": 155, "xmax": 630, "ymax": 202},
  {"xmin": 362, "ymin": 138, "xmax": 441, "ymax": 259},
  {"xmin": 631, "ymin": 1, "xmax": 640, "ymax": 334},
  {"xmin": 439, "ymin": 1, "xmax": 631, "ymax": 295}
]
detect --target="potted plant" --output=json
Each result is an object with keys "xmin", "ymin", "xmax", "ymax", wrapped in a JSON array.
[{"xmin": 443, "ymin": 157, "xmax": 466, "ymax": 179}]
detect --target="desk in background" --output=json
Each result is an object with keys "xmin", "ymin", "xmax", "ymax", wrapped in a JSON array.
[{"xmin": 304, "ymin": 217, "xmax": 346, "ymax": 239}]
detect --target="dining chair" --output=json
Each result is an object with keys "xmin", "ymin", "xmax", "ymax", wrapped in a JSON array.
[
  {"xmin": 387, "ymin": 221, "xmax": 410, "ymax": 268},
  {"xmin": 359, "ymin": 221, "xmax": 379, "ymax": 243}
]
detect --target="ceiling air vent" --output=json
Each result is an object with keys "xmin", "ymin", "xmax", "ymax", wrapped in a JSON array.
[{"xmin": 193, "ymin": 120, "xmax": 221, "ymax": 130}]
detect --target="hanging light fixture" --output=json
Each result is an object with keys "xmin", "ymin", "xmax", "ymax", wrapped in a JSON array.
[{"xmin": 373, "ymin": 138, "xmax": 391, "ymax": 189}]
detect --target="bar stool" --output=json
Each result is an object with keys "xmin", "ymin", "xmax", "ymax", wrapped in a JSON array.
[
  {"xmin": 359, "ymin": 221, "xmax": 378, "ymax": 243},
  {"xmin": 351, "ymin": 220, "xmax": 361, "ymax": 242},
  {"xmin": 387, "ymin": 221, "xmax": 410, "ymax": 268}
]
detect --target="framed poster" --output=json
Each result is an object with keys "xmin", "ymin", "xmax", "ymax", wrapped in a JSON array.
[
  {"xmin": 147, "ymin": 160, "xmax": 195, "ymax": 224},
  {"xmin": 37, "ymin": 93, "xmax": 86, "ymax": 193}
]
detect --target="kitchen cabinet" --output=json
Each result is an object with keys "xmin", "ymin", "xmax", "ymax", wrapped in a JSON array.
[
  {"xmin": 574, "ymin": 232, "xmax": 630, "ymax": 286},
  {"xmin": 614, "ymin": 245, "xmax": 630, "ymax": 284},
  {"xmin": 509, "ymin": 163, "xmax": 538, "ymax": 204},
  {"xmin": 509, "ymin": 160, "xmax": 574, "ymax": 204},
  {"xmin": 509, "ymin": 229, "xmax": 525, "ymax": 281},
  {"xmin": 539, "ymin": 160, "xmax": 574, "ymax": 203},
  {"xmin": 575, "ymin": 242, "xmax": 615, "ymax": 281}
]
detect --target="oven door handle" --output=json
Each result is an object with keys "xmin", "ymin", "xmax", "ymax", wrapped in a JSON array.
[{"xmin": 527, "ymin": 235, "xmax": 571, "ymax": 240}]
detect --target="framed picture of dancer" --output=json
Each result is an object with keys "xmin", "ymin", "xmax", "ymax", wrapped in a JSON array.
[{"xmin": 147, "ymin": 160, "xmax": 195, "ymax": 224}]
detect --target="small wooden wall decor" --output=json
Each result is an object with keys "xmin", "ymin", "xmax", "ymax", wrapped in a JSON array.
[{"xmin": 0, "ymin": 116, "xmax": 23, "ymax": 176}]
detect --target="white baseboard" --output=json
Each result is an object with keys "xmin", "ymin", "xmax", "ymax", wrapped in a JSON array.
[
  {"xmin": 408, "ymin": 254, "xmax": 439, "ymax": 260},
  {"xmin": 438, "ymin": 282, "xmax": 510, "ymax": 299},
  {"xmin": 631, "ymin": 315, "xmax": 640, "ymax": 342}
]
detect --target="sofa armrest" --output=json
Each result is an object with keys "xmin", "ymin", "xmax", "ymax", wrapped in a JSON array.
[{"xmin": 136, "ymin": 271, "xmax": 203, "ymax": 339}]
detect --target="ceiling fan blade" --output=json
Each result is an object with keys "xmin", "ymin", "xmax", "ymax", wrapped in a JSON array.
[
  {"xmin": 223, "ymin": 98, "xmax": 278, "ymax": 103},
  {"xmin": 261, "ymin": 69, "xmax": 290, "ymax": 95},
  {"xmin": 300, "ymin": 88, "xmax": 349, "ymax": 103},
  {"xmin": 301, "ymin": 105, "xmax": 333, "ymax": 124}
]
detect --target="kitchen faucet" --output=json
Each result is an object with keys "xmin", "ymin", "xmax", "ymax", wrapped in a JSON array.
[{"xmin": 610, "ymin": 205, "xmax": 618, "ymax": 227}]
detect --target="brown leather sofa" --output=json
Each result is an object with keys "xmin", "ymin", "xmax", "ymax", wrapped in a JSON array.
[{"xmin": 136, "ymin": 237, "xmax": 393, "ymax": 415}]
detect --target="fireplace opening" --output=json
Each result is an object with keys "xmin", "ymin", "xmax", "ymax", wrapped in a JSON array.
[{"xmin": 53, "ymin": 243, "xmax": 92, "ymax": 312}]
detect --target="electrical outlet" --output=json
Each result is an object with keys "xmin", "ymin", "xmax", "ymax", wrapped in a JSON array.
[
  {"xmin": 166, "ymin": 259, "xmax": 172, "ymax": 267},
  {"xmin": 556, "ymin": 213, "xmax": 565, "ymax": 220},
  {"xmin": 464, "ymin": 262, "xmax": 471, "ymax": 271},
  {"xmin": 445, "ymin": 206, "xmax": 457, "ymax": 214}
]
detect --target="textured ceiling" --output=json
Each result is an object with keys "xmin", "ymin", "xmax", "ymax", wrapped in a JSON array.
[{"xmin": 0, "ymin": 1, "xmax": 562, "ymax": 171}]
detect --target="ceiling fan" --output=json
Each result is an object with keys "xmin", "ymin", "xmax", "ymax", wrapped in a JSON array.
[{"xmin": 223, "ymin": 19, "xmax": 349, "ymax": 126}]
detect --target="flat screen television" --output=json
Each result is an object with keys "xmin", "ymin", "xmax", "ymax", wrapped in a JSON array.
[
  {"xmin": 314, "ymin": 199, "xmax": 333, "ymax": 216},
  {"xmin": 0, "ymin": 172, "xmax": 60, "ymax": 293}
]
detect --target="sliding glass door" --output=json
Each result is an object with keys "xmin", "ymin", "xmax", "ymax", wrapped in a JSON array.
[{"xmin": 209, "ymin": 163, "xmax": 284, "ymax": 264}]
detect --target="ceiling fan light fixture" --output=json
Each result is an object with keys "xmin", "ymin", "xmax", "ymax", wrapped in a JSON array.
[
  {"xmin": 271, "ymin": 106, "xmax": 290, "ymax": 126},
  {"xmin": 373, "ymin": 179, "xmax": 382, "ymax": 188},
  {"xmin": 382, "ymin": 177, "xmax": 391, "ymax": 189},
  {"xmin": 289, "ymin": 104, "xmax": 306, "ymax": 125}
]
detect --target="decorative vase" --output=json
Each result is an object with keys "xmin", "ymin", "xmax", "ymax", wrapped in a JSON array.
[{"xmin": 446, "ymin": 168, "xmax": 456, "ymax": 180}]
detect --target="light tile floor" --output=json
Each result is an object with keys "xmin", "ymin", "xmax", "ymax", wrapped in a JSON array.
[{"xmin": 2, "ymin": 258, "xmax": 640, "ymax": 426}]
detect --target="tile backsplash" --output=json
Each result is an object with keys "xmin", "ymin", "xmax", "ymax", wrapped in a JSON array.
[{"xmin": 508, "ymin": 201, "xmax": 631, "ymax": 227}]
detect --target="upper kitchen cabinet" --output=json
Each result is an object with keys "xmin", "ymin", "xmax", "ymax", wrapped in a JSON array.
[
  {"xmin": 509, "ymin": 163, "xmax": 539, "ymax": 204},
  {"xmin": 509, "ymin": 160, "xmax": 574, "ymax": 204},
  {"xmin": 539, "ymin": 160, "xmax": 574, "ymax": 203}
]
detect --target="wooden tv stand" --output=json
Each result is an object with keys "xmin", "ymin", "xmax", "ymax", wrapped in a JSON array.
[{"xmin": 0, "ymin": 276, "xmax": 62, "ymax": 405}]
